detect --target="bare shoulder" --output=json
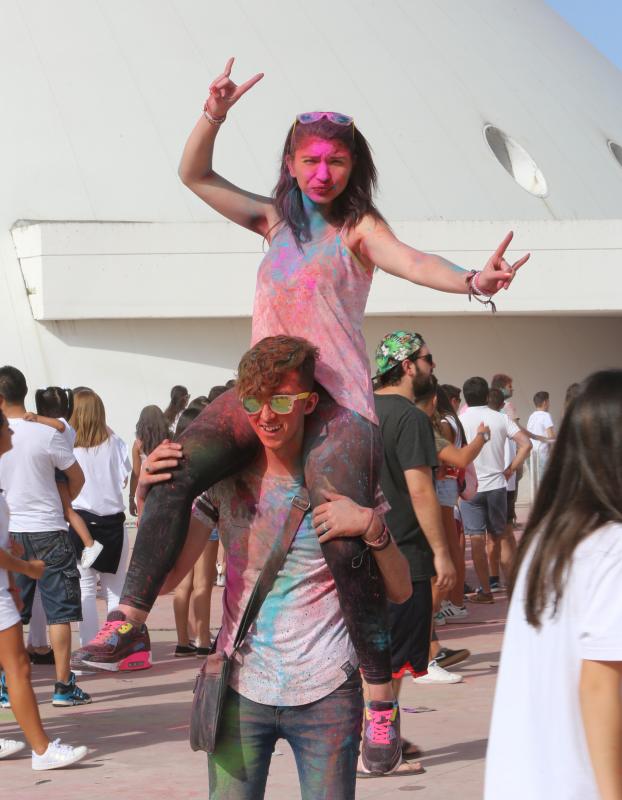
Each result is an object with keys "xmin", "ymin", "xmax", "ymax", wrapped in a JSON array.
[{"xmin": 345, "ymin": 214, "xmax": 392, "ymax": 267}]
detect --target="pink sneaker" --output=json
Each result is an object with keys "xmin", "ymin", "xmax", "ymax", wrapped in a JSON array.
[
  {"xmin": 360, "ymin": 700, "xmax": 402, "ymax": 775},
  {"xmin": 71, "ymin": 610, "xmax": 152, "ymax": 672}
]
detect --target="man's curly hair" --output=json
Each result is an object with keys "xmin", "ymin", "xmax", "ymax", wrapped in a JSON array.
[{"xmin": 236, "ymin": 336, "xmax": 318, "ymax": 399}]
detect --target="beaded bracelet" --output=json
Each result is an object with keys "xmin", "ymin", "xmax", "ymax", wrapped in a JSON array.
[
  {"xmin": 465, "ymin": 269, "xmax": 497, "ymax": 314},
  {"xmin": 203, "ymin": 100, "xmax": 227, "ymax": 125}
]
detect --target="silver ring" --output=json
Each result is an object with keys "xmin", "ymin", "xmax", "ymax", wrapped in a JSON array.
[{"xmin": 322, "ymin": 521, "xmax": 329, "ymax": 534}]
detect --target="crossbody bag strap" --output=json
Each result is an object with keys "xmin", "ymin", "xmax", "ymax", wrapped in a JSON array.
[{"xmin": 230, "ymin": 488, "xmax": 311, "ymax": 654}]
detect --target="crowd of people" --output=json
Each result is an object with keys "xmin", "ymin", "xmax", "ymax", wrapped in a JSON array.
[{"xmin": 2, "ymin": 57, "xmax": 620, "ymax": 800}]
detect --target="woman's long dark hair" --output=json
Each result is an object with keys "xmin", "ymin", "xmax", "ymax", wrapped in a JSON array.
[
  {"xmin": 436, "ymin": 383, "xmax": 467, "ymax": 446},
  {"xmin": 272, "ymin": 118, "xmax": 387, "ymax": 247},
  {"xmin": 136, "ymin": 405, "xmax": 170, "ymax": 457},
  {"xmin": 163, "ymin": 385, "xmax": 188, "ymax": 426},
  {"xmin": 511, "ymin": 370, "xmax": 622, "ymax": 628},
  {"xmin": 35, "ymin": 386, "xmax": 73, "ymax": 420}
]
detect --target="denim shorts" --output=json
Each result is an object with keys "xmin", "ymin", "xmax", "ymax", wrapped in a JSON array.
[
  {"xmin": 459, "ymin": 488, "xmax": 507, "ymax": 536},
  {"xmin": 11, "ymin": 530, "xmax": 82, "ymax": 625},
  {"xmin": 435, "ymin": 477, "xmax": 459, "ymax": 508}
]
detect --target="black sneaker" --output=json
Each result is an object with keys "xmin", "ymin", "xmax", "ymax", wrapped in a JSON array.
[
  {"xmin": 29, "ymin": 649, "xmax": 55, "ymax": 665},
  {"xmin": 435, "ymin": 647, "xmax": 471, "ymax": 669},
  {"xmin": 52, "ymin": 672, "xmax": 92, "ymax": 707},
  {"xmin": 174, "ymin": 643, "xmax": 197, "ymax": 658},
  {"xmin": 361, "ymin": 700, "xmax": 402, "ymax": 775},
  {"xmin": 489, "ymin": 577, "xmax": 502, "ymax": 592}
]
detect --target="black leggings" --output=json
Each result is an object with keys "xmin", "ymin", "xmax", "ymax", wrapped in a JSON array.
[{"xmin": 121, "ymin": 386, "xmax": 391, "ymax": 684}]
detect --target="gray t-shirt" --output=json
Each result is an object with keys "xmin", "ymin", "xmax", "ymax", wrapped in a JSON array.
[{"xmin": 193, "ymin": 467, "xmax": 357, "ymax": 706}]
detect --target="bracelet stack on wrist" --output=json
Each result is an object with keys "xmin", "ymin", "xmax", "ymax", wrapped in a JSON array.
[
  {"xmin": 203, "ymin": 100, "xmax": 226, "ymax": 126},
  {"xmin": 465, "ymin": 270, "xmax": 497, "ymax": 314},
  {"xmin": 364, "ymin": 524, "xmax": 392, "ymax": 551}
]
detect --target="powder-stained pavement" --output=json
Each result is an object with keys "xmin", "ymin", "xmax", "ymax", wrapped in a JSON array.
[{"xmin": 1, "ymin": 529, "xmax": 512, "ymax": 799}]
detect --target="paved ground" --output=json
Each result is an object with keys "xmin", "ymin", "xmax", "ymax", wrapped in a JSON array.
[{"xmin": 1, "ymin": 524, "xmax": 516, "ymax": 799}]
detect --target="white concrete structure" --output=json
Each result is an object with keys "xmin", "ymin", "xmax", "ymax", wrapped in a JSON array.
[{"xmin": 2, "ymin": 0, "xmax": 622, "ymax": 455}]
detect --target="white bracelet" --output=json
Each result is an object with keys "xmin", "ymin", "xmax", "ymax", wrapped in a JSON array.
[{"xmin": 203, "ymin": 102, "xmax": 226, "ymax": 126}]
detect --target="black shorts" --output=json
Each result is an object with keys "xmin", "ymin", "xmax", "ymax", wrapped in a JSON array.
[{"xmin": 388, "ymin": 580, "xmax": 432, "ymax": 679}]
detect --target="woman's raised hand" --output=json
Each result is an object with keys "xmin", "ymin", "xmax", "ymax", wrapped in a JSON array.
[
  {"xmin": 479, "ymin": 231, "xmax": 530, "ymax": 295},
  {"xmin": 205, "ymin": 57, "xmax": 264, "ymax": 119}
]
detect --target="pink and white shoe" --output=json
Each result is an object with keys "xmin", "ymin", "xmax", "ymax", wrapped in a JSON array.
[{"xmin": 71, "ymin": 610, "xmax": 152, "ymax": 672}]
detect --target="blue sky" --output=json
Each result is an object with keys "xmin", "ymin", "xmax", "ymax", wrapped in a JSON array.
[{"xmin": 546, "ymin": 0, "xmax": 622, "ymax": 70}]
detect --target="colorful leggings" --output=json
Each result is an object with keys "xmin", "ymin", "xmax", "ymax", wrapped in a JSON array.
[{"xmin": 121, "ymin": 386, "xmax": 391, "ymax": 684}]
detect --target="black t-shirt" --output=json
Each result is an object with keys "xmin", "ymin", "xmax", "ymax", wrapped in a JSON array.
[{"xmin": 374, "ymin": 393, "xmax": 438, "ymax": 582}]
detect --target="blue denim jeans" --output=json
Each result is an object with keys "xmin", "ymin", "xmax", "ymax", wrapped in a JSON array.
[{"xmin": 208, "ymin": 673, "xmax": 363, "ymax": 800}]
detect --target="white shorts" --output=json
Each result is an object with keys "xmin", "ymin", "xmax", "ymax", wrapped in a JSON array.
[{"xmin": 0, "ymin": 586, "xmax": 21, "ymax": 632}]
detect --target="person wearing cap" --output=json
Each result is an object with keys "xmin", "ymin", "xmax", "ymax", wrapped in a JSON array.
[{"xmin": 372, "ymin": 332, "xmax": 461, "ymax": 708}]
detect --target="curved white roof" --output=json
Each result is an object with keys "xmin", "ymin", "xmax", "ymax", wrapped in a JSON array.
[{"xmin": 2, "ymin": 0, "xmax": 622, "ymax": 229}]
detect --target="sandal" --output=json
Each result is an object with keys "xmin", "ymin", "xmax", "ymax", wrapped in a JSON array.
[
  {"xmin": 357, "ymin": 757, "xmax": 425, "ymax": 778},
  {"xmin": 401, "ymin": 738, "xmax": 423, "ymax": 760}
]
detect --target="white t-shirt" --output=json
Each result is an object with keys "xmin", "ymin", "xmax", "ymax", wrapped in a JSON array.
[
  {"xmin": 486, "ymin": 522, "xmax": 622, "ymax": 800},
  {"xmin": 0, "ymin": 418, "xmax": 75, "ymax": 532},
  {"xmin": 500, "ymin": 406, "xmax": 518, "ymax": 491},
  {"xmin": 459, "ymin": 406, "xmax": 519, "ymax": 492},
  {"xmin": 0, "ymin": 491, "xmax": 21, "ymax": 632},
  {"xmin": 527, "ymin": 409, "xmax": 554, "ymax": 454},
  {"xmin": 56, "ymin": 417, "xmax": 76, "ymax": 448},
  {"xmin": 0, "ymin": 493, "xmax": 10, "ymax": 591},
  {"xmin": 72, "ymin": 434, "xmax": 131, "ymax": 516}
]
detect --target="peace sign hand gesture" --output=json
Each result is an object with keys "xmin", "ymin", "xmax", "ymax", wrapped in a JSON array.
[
  {"xmin": 205, "ymin": 57, "xmax": 264, "ymax": 120},
  {"xmin": 478, "ymin": 231, "xmax": 530, "ymax": 295}
]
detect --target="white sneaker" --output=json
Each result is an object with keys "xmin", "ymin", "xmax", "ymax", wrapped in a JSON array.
[
  {"xmin": 216, "ymin": 563, "xmax": 225, "ymax": 587},
  {"xmin": 81, "ymin": 540, "xmax": 104, "ymax": 569},
  {"xmin": 438, "ymin": 600, "xmax": 469, "ymax": 623},
  {"xmin": 413, "ymin": 659, "xmax": 464, "ymax": 684},
  {"xmin": 0, "ymin": 738, "xmax": 26, "ymax": 759},
  {"xmin": 32, "ymin": 738, "xmax": 88, "ymax": 771},
  {"xmin": 433, "ymin": 610, "xmax": 446, "ymax": 626}
]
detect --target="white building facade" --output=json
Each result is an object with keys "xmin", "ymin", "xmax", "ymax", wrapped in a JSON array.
[{"xmin": 2, "ymin": 0, "xmax": 621, "ymax": 452}]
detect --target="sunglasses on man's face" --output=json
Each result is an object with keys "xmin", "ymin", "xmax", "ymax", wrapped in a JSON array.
[
  {"xmin": 411, "ymin": 353, "xmax": 434, "ymax": 366},
  {"xmin": 241, "ymin": 392, "xmax": 311, "ymax": 416}
]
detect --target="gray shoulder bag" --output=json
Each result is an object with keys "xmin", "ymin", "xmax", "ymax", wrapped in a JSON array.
[{"xmin": 189, "ymin": 489, "xmax": 311, "ymax": 753}]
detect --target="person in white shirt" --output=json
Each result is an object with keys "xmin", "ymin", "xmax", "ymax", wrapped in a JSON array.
[
  {"xmin": 527, "ymin": 391, "xmax": 556, "ymax": 480},
  {"xmin": 0, "ymin": 407, "xmax": 88, "ymax": 770},
  {"xmin": 486, "ymin": 369, "xmax": 622, "ymax": 800},
  {"xmin": 459, "ymin": 377, "xmax": 531, "ymax": 603},
  {"xmin": 0, "ymin": 366, "xmax": 91, "ymax": 706},
  {"xmin": 67, "ymin": 390, "xmax": 132, "ymax": 647}
]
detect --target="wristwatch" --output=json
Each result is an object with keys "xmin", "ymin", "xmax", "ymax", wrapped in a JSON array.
[{"xmin": 479, "ymin": 430, "xmax": 491, "ymax": 442}]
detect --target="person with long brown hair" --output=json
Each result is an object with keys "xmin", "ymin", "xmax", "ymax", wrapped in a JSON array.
[
  {"xmin": 74, "ymin": 56, "xmax": 529, "ymax": 773},
  {"xmin": 486, "ymin": 370, "xmax": 622, "ymax": 800},
  {"xmin": 68, "ymin": 390, "xmax": 131, "ymax": 650}
]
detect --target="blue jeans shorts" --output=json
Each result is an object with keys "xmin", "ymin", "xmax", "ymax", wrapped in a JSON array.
[
  {"xmin": 459, "ymin": 488, "xmax": 507, "ymax": 536},
  {"xmin": 11, "ymin": 530, "xmax": 82, "ymax": 625},
  {"xmin": 208, "ymin": 672, "xmax": 363, "ymax": 800},
  {"xmin": 435, "ymin": 477, "xmax": 459, "ymax": 508}
]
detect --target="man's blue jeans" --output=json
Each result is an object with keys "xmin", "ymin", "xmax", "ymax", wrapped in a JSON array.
[{"xmin": 208, "ymin": 673, "xmax": 363, "ymax": 800}]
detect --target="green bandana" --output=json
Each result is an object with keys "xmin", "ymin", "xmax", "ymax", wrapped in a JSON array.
[{"xmin": 374, "ymin": 330, "xmax": 425, "ymax": 377}]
